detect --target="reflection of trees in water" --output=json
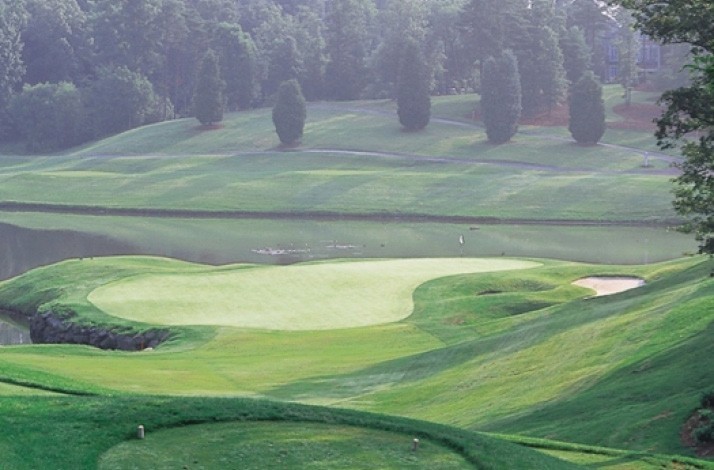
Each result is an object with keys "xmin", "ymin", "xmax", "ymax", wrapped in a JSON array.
[
  {"xmin": 0, "ymin": 222, "xmax": 137, "ymax": 280},
  {"xmin": 0, "ymin": 320, "xmax": 30, "ymax": 345}
]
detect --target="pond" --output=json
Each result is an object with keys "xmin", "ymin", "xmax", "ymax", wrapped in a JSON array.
[{"xmin": 0, "ymin": 214, "xmax": 697, "ymax": 282}]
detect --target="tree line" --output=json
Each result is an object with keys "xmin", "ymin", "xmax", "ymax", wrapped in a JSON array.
[{"xmin": 0, "ymin": 0, "xmax": 684, "ymax": 151}]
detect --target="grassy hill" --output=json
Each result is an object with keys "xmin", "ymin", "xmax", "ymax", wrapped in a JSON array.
[{"xmin": 0, "ymin": 89, "xmax": 681, "ymax": 223}]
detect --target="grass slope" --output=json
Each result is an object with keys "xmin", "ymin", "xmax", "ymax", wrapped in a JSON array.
[
  {"xmin": 1, "ymin": 256, "xmax": 713, "ymax": 462},
  {"xmin": 0, "ymin": 92, "xmax": 680, "ymax": 223}
]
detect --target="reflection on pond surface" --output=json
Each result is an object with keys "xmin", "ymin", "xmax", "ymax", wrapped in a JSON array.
[
  {"xmin": 0, "ymin": 314, "xmax": 31, "ymax": 345},
  {"xmin": 0, "ymin": 214, "xmax": 697, "ymax": 282},
  {"xmin": 0, "ymin": 215, "xmax": 697, "ymax": 344}
]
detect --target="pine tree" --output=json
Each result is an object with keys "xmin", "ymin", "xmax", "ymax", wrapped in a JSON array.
[
  {"xmin": 193, "ymin": 50, "xmax": 224, "ymax": 126},
  {"xmin": 272, "ymin": 79, "xmax": 306, "ymax": 146},
  {"xmin": 568, "ymin": 71, "xmax": 605, "ymax": 145},
  {"xmin": 481, "ymin": 50, "xmax": 522, "ymax": 144},
  {"xmin": 397, "ymin": 40, "xmax": 431, "ymax": 131}
]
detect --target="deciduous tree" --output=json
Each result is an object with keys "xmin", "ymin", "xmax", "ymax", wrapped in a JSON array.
[
  {"xmin": 612, "ymin": 0, "xmax": 714, "ymax": 253},
  {"xmin": 10, "ymin": 81, "xmax": 85, "ymax": 151}
]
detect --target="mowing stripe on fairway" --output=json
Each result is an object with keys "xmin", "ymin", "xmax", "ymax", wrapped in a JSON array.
[{"xmin": 88, "ymin": 258, "xmax": 539, "ymax": 330}]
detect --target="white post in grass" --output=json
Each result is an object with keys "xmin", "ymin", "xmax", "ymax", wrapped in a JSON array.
[
  {"xmin": 137, "ymin": 425, "xmax": 145, "ymax": 439},
  {"xmin": 412, "ymin": 438, "xmax": 420, "ymax": 452}
]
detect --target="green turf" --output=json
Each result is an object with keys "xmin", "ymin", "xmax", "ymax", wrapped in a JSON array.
[
  {"xmin": 88, "ymin": 258, "xmax": 538, "ymax": 329},
  {"xmin": 99, "ymin": 421, "xmax": 474, "ymax": 469},
  {"xmin": 0, "ymin": 92, "xmax": 683, "ymax": 223}
]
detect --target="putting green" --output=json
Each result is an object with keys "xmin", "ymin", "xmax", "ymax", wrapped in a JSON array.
[{"xmin": 88, "ymin": 258, "xmax": 538, "ymax": 330}]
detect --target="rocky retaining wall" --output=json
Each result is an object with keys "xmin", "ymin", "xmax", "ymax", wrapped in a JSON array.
[{"xmin": 29, "ymin": 310, "xmax": 171, "ymax": 351}]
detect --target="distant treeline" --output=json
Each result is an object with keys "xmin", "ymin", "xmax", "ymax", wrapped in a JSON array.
[{"xmin": 0, "ymin": 0, "xmax": 689, "ymax": 151}]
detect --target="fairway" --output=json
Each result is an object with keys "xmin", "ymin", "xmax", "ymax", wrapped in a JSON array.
[{"xmin": 88, "ymin": 258, "xmax": 539, "ymax": 330}]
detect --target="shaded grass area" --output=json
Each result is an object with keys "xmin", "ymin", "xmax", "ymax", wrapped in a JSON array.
[{"xmin": 0, "ymin": 395, "xmax": 580, "ymax": 470}]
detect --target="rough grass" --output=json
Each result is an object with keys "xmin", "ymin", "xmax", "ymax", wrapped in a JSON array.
[{"xmin": 88, "ymin": 258, "xmax": 538, "ymax": 330}]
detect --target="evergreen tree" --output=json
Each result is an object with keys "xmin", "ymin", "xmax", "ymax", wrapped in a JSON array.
[
  {"xmin": 272, "ymin": 79, "xmax": 306, "ymax": 146},
  {"xmin": 397, "ymin": 40, "xmax": 431, "ymax": 131},
  {"xmin": 193, "ymin": 50, "xmax": 224, "ymax": 126},
  {"xmin": 560, "ymin": 26, "xmax": 592, "ymax": 84},
  {"xmin": 481, "ymin": 50, "xmax": 522, "ymax": 144},
  {"xmin": 568, "ymin": 71, "xmax": 605, "ymax": 145}
]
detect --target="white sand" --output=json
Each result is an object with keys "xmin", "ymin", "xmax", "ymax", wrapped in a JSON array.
[{"xmin": 572, "ymin": 277, "xmax": 645, "ymax": 297}]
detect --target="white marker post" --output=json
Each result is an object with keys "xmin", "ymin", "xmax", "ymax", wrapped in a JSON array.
[{"xmin": 137, "ymin": 425, "xmax": 145, "ymax": 439}]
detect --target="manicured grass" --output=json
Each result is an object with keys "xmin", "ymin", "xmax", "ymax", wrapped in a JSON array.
[
  {"xmin": 99, "ymin": 421, "xmax": 474, "ymax": 469},
  {"xmin": 88, "ymin": 258, "xmax": 538, "ymax": 329},
  {"xmin": 0, "ymin": 396, "xmax": 583, "ymax": 470},
  {"xmin": 0, "ymin": 93, "xmax": 682, "ymax": 223},
  {"xmin": 0, "ymin": 151, "xmax": 679, "ymax": 221}
]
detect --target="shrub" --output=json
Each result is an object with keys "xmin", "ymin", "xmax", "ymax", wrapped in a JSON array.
[{"xmin": 701, "ymin": 390, "xmax": 714, "ymax": 408}]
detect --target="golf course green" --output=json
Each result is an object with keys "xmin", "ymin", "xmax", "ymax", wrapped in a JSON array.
[{"xmin": 88, "ymin": 258, "xmax": 539, "ymax": 329}]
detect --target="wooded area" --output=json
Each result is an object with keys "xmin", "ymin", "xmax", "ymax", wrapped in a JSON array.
[{"xmin": 0, "ymin": 0, "xmax": 691, "ymax": 152}]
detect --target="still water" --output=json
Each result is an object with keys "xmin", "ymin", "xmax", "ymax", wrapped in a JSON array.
[{"xmin": 0, "ymin": 216, "xmax": 697, "ymax": 280}]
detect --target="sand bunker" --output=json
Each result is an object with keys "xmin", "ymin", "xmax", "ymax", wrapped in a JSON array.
[{"xmin": 572, "ymin": 277, "xmax": 645, "ymax": 297}]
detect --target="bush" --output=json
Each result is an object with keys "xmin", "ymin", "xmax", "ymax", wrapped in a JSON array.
[{"xmin": 701, "ymin": 390, "xmax": 714, "ymax": 408}]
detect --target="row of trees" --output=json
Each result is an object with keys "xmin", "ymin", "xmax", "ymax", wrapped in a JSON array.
[{"xmin": 0, "ymin": 0, "xmax": 680, "ymax": 151}]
